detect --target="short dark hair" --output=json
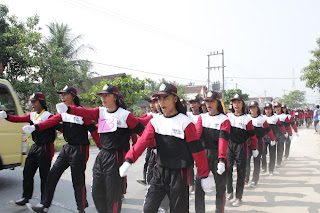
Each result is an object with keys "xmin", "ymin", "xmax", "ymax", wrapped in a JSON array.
[{"xmin": 316, "ymin": 105, "xmax": 319, "ymax": 109}]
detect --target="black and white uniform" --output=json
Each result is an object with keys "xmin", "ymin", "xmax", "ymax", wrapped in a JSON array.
[
  {"xmin": 194, "ymin": 113, "xmax": 230, "ymax": 213},
  {"xmin": 125, "ymin": 113, "xmax": 209, "ymax": 213},
  {"xmin": 226, "ymin": 113, "xmax": 257, "ymax": 200},
  {"xmin": 245, "ymin": 115, "xmax": 275, "ymax": 184},
  {"xmin": 274, "ymin": 113, "xmax": 287, "ymax": 166},
  {"xmin": 6, "ymin": 111, "xmax": 56, "ymax": 201},
  {"xmin": 187, "ymin": 111, "xmax": 201, "ymax": 188},
  {"xmin": 35, "ymin": 112, "xmax": 97, "ymax": 211},
  {"xmin": 261, "ymin": 115, "xmax": 285, "ymax": 173}
]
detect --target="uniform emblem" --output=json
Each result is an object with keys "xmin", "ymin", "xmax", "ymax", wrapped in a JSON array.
[
  {"xmin": 159, "ymin": 83, "xmax": 166, "ymax": 91},
  {"xmin": 30, "ymin": 93, "xmax": 35, "ymax": 99},
  {"xmin": 103, "ymin": 84, "xmax": 109, "ymax": 90},
  {"xmin": 172, "ymin": 128, "xmax": 183, "ymax": 135},
  {"xmin": 235, "ymin": 94, "xmax": 239, "ymax": 98},
  {"xmin": 63, "ymin": 85, "xmax": 68, "ymax": 90},
  {"xmin": 251, "ymin": 101, "xmax": 255, "ymax": 106},
  {"xmin": 207, "ymin": 91, "xmax": 213, "ymax": 97}
]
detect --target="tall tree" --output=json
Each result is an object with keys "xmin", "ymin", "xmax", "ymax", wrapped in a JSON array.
[
  {"xmin": 301, "ymin": 37, "xmax": 320, "ymax": 91},
  {"xmin": 279, "ymin": 90, "xmax": 306, "ymax": 109}
]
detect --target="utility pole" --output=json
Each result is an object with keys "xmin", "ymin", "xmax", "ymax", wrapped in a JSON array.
[
  {"xmin": 207, "ymin": 50, "xmax": 226, "ymax": 98},
  {"xmin": 264, "ymin": 90, "xmax": 267, "ymax": 103},
  {"xmin": 282, "ymin": 89, "xmax": 287, "ymax": 96}
]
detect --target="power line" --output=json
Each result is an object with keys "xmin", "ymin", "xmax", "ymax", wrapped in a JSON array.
[
  {"xmin": 90, "ymin": 61, "xmax": 207, "ymax": 83},
  {"xmin": 65, "ymin": 0, "xmax": 210, "ymax": 52},
  {"xmin": 226, "ymin": 76, "xmax": 300, "ymax": 80}
]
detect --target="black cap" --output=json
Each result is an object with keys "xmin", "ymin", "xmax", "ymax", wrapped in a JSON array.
[
  {"xmin": 249, "ymin": 101, "xmax": 259, "ymax": 108},
  {"xmin": 57, "ymin": 85, "xmax": 77, "ymax": 95},
  {"xmin": 96, "ymin": 84, "xmax": 119, "ymax": 96},
  {"xmin": 189, "ymin": 94, "xmax": 202, "ymax": 103},
  {"xmin": 230, "ymin": 94, "xmax": 245, "ymax": 102},
  {"xmin": 28, "ymin": 92, "xmax": 46, "ymax": 101},
  {"xmin": 273, "ymin": 102, "xmax": 281, "ymax": 107},
  {"xmin": 152, "ymin": 83, "xmax": 177, "ymax": 98},
  {"xmin": 147, "ymin": 97, "xmax": 158, "ymax": 103},
  {"xmin": 204, "ymin": 91, "xmax": 221, "ymax": 101},
  {"xmin": 264, "ymin": 102, "xmax": 273, "ymax": 108}
]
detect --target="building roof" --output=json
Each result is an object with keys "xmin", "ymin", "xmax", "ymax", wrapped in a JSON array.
[{"xmin": 185, "ymin": 85, "xmax": 204, "ymax": 94}]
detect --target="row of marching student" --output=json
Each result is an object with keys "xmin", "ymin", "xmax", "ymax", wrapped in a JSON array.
[{"xmin": 0, "ymin": 82, "xmax": 301, "ymax": 213}]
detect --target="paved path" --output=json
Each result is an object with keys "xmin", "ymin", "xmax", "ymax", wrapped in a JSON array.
[{"xmin": 1, "ymin": 126, "xmax": 319, "ymax": 212}]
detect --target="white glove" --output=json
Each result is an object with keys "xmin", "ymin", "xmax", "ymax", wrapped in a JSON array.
[
  {"xmin": 295, "ymin": 132, "xmax": 299, "ymax": 137},
  {"xmin": 0, "ymin": 111, "xmax": 7, "ymax": 119},
  {"xmin": 252, "ymin": 149, "xmax": 259, "ymax": 158},
  {"xmin": 201, "ymin": 176, "xmax": 213, "ymax": 192},
  {"xmin": 284, "ymin": 132, "xmax": 288, "ymax": 138},
  {"xmin": 56, "ymin": 102, "xmax": 68, "ymax": 114},
  {"xmin": 152, "ymin": 149, "xmax": 157, "ymax": 155},
  {"xmin": 88, "ymin": 132, "xmax": 91, "ymax": 139},
  {"xmin": 270, "ymin": 140, "xmax": 276, "ymax": 146},
  {"xmin": 217, "ymin": 162, "xmax": 225, "ymax": 175},
  {"xmin": 289, "ymin": 136, "xmax": 293, "ymax": 141},
  {"xmin": 119, "ymin": 162, "xmax": 132, "ymax": 177},
  {"xmin": 22, "ymin": 125, "xmax": 36, "ymax": 134}
]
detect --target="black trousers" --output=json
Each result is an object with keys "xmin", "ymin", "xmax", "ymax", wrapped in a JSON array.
[
  {"xmin": 261, "ymin": 135, "xmax": 276, "ymax": 173},
  {"xmin": 195, "ymin": 149, "xmax": 226, "ymax": 213},
  {"xmin": 245, "ymin": 137, "xmax": 263, "ymax": 183},
  {"xmin": 146, "ymin": 149, "xmax": 157, "ymax": 184},
  {"xmin": 41, "ymin": 144, "xmax": 89, "ymax": 211},
  {"xmin": 276, "ymin": 134, "xmax": 285, "ymax": 166},
  {"xmin": 314, "ymin": 120, "xmax": 319, "ymax": 131},
  {"xmin": 143, "ymin": 165, "xmax": 190, "ymax": 213},
  {"xmin": 143, "ymin": 147, "xmax": 152, "ymax": 180},
  {"xmin": 226, "ymin": 141, "xmax": 247, "ymax": 200},
  {"xmin": 23, "ymin": 143, "xmax": 53, "ymax": 200},
  {"xmin": 284, "ymin": 136, "xmax": 291, "ymax": 158},
  {"xmin": 92, "ymin": 149, "xmax": 124, "ymax": 213}
]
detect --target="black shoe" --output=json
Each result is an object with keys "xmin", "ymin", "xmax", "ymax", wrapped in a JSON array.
[
  {"xmin": 9, "ymin": 197, "xmax": 29, "ymax": 206},
  {"xmin": 250, "ymin": 182, "xmax": 257, "ymax": 188},
  {"xmin": 26, "ymin": 203, "xmax": 48, "ymax": 213},
  {"xmin": 226, "ymin": 192, "xmax": 233, "ymax": 200},
  {"xmin": 232, "ymin": 198, "xmax": 242, "ymax": 207},
  {"xmin": 136, "ymin": 179, "xmax": 147, "ymax": 186}
]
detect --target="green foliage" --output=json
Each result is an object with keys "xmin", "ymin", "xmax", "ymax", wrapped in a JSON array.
[
  {"xmin": 0, "ymin": 6, "xmax": 93, "ymax": 111},
  {"xmin": 301, "ymin": 38, "xmax": 320, "ymax": 91},
  {"xmin": 278, "ymin": 90, "xmax": 306, "ymax": 109},
  {"xmin": 80, "ymin": 75, "xmax": 150, "ymax": 109},
  {"xmin": 224, "ymin": 89, "xmax": 249, "ymax": 108}
]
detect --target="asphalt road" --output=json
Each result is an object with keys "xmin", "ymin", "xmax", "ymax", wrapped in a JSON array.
[{"xmin": 1, "ymin": 126, "xmax": 320, "ymax": 213}]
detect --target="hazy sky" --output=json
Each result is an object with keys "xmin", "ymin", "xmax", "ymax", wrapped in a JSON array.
[{"xmin": 2, "ymin": 0, "xmax": 320, "ymax": 103}]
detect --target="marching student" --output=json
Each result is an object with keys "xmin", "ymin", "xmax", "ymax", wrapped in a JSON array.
[
  {"xmin": 226, "ymin": 94, "xmax": 258, "ymax": 207},
  {"xmin": 136, "ymin": 97, "xmax": 158, "ymax": 186},
  {"xmin": 245, "ymin": 101, "xmax": 275, "ymax": 187},
  {"xmin": 119, "ymin": 83, "xmax": 211, "ymax": 213},
  {"xmin": 25, "ymin": 86, "xmax": 100, "ymax": 213},
  {"xmin": 273, "ymin": 103, "xmax": 289, "ymax": 167},
  {"xmin": 0, "ymin": 93, "xmax": 57, "ymax": 206},
  {"xmin": 201, "ymin": 101, "xmax": 208, "ymax": 113},
  {"xmin": 262, "ymin": 102, "xmax": 286, "ymax": 175},
  {"xmin": 194, "ymin": 91, "xmax": 231, "ymax": 213},
  {"xmin": 282, "ymin": 104, "xmax": 299, "ymax": 160},
  {"xmin": 314, "ymin": 105, "xmax": 320, "ymax": 132},
  {"xmin": 54, "ymin": 84, "xmax": 144, "ymax": 213},
  {"xmin": 187, "ymin": 94, "xmax": 203, "ymax": 194}
]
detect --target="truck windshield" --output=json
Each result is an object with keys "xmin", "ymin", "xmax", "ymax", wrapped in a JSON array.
[{"xmin": 0, "ymin": 85, "xmax": 17, "ymax": 115}]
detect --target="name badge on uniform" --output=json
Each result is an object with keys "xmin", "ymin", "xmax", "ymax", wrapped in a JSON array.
[{"xmin": 98, "ymin": 118, "xmax": 117, "ymax": 133}]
